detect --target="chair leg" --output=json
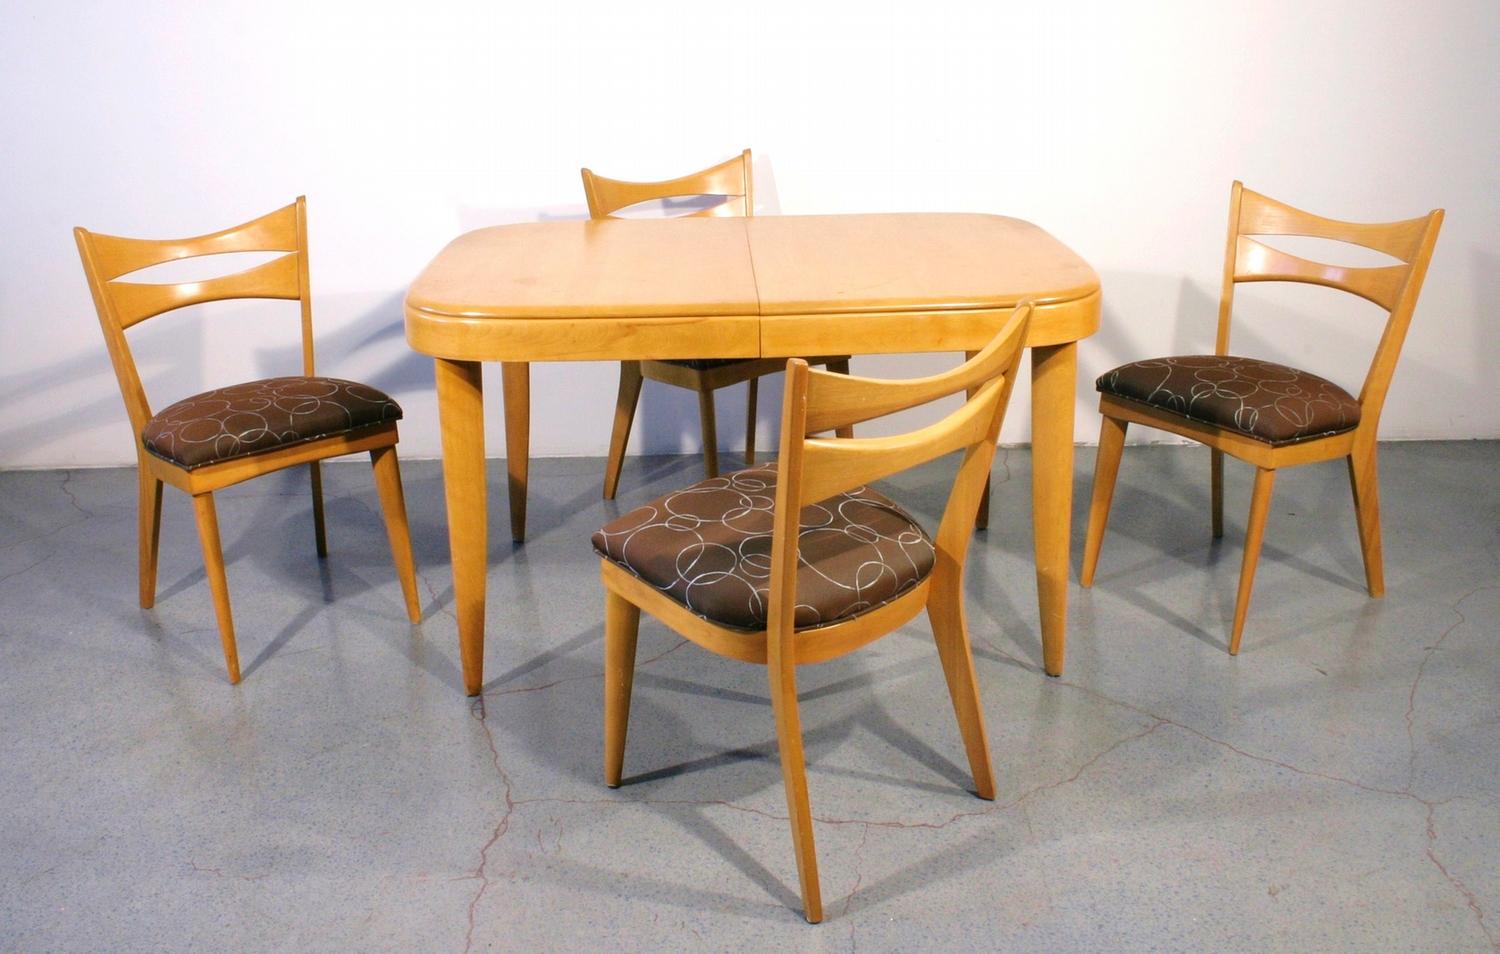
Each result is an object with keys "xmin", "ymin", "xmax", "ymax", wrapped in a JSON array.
[
  {"xmin": 370, "ymin": 446, "xmax": 422, "ymax": 623},
  {"xmin": 744, "ymin": 376, "xmax": 758, "ymax": 466},
  {"xmin": 137, "ymin": 462, "xmax": 163, "ymax": 609},
  {"xmin": 501, "ymin": 361, "xmax": 530, "ymax": 543},
  {"xmin": 1080, "ymin": 415, "xmax": 1128, "ymax": 588},
  {"xmin": 1230, "ymin": 467, "xmax": 1277, "ymax": 656},
  {"xmin": 697, "ymin": 386, "xmax": 719, "ymax": 479},
  {"xmin": 603, "ymin": 361, "xmax": 644, "ymax": 500},
  {"xmin": 191, "ymin": 492, "xmax": 241, "ymax": 684},
  {"xmin": 828, "ymin": 358, "xmax": 854, "ymax": 440},
  {"xmin": 766, "ymin": 651, "xmax": 823, "ymax": 923},
  {"xmin": 603, "ymin": 588, "xmax": 641, "ymax": 788},
  {"xmin": 926, "ymin": 578, "xmax": 996, "ymax": 800},
  {"xmin": 1347, "ymin": 444, "xmax": 1385, "ymax": 598},
  {"xmin": 1210, "ymin": 449, "xmax": 1225, "ymax": 539},
  {"xmin": 309, "ymin": 461, "xmax": 328, "ymax": 558},
  {"xmin": 961, "ymin": 353, "xmax": 988, "ymax": 529}
]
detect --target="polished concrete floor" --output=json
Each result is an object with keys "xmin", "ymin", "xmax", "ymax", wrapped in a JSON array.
[{"xmin": 1, "ymin": 442, "xmax": 1497, "ymax": 952}]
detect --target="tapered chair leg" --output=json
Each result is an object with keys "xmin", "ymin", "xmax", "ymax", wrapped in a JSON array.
[
  {"xmin": 744, "ymin": 377, "xmax": 758, "ymax": 466},
  {"xmin": 501, "ymin": 361, "xmax": 530, "ymax": 542},
  {"xmin": 604, "ymin": 361, "xmax": 644, "ymax": 500},
  {"xmin": 697, "ymin": 388, "xmax": 719, "ymax": 479},
  {"xmin": 1230, "ymin": 467, "xmax": 1277, "ymax": 656},
  {"xmin": 138, "ymin": 462, "xmax": 163, "ymax": 609},
  {"xmin": 309, "ymin": 460, "xmax": 328, "ymax": 557},
  {"xmin": 926, "ymin": 577, "xmax": 996, "ymax": 799},
  {"xmin": 766, "ymin": 650, "xmax": 823, "ymax": 923},
  {"xmin": 191, "ymin": 492, "xmax": 241, "ymax": 684},
  {"xmin": 603, "ymin": 588, "xmax": 641, "ymax": 788},
  {"xmin": 1210, "ymin": 449, "xmax": 1225, "ymax": 539},
  {"xmin": 827, "ymin": 359, "xmax": 855, "ymax": 441},
  {"xmin": 1080, "ymin": 415, "xmax": 1128, "ymax": 587},
  {"xmin": 1347, "ymin": 444, "xmax": 1385, "ymax": 597},
  {"xmin": 370, "ymin": 445, "xmax": 422, "ymax": 622}
]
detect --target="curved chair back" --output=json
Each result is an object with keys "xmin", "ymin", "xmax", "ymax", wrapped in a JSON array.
[
  {"xmin": 581, "ymin": 149, "xmax": 753, "ymax": 219},
  {"xmin": 1216, "ymin": 181, "xmax": 1443, "ymax": 427},
  {"xmin": 764, "ymin": 304, "xmax": 1033, "ymax": 646},
  {"xmin": 75, "ymin": 198, "xmax": 315, "ymax": 440}
]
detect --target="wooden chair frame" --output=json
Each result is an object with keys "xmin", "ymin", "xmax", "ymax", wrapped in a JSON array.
[
  {"xmin": 1081, "ymin": 182, "xmax": 1443, "ymax": 654},
  {"xmin": 600, "ymin": 304, "xmax": 1033, "ymax": 922},
  {"xmin": 75, "ymin": 198, "xmax": 421, "ymax": 684},
  {"xmin": 580, "ymin": 149, "xmax": 851, "ymax": 498}
]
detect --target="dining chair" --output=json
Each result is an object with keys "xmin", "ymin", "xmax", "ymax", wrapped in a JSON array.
[
  {"xmin": 592, "ymin": 303, "xmax": 1033, "ymax": 922},
  {"xmin": 75, "ymin": 197, "xmax": 422, "ymax": 684},
  {"xmin": 580, "ymin": 149, "xmax": 852, "ymax": 499},
  {"xmin": 1080, "ymin": 182, "xmax": 1443, "ymax": 654}
]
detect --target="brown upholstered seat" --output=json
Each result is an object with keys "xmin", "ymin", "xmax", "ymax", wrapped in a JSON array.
[
  {"xmin": 142, "ymin": 376, "xmax": 402, "ymax": 469},
  {"xmin": 592, "ymin": 463, "xmax": 935, "ymax": 631},
  {"xmin": 1097, "ymin": 354, "xmax": 1360, "ymax": 446}
]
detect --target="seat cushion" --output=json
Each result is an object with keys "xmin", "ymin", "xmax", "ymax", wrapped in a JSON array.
[
  {"xmin": 593, "ymin": 463, "xmax": 934, "ymax": 631},
  {"xmin": 1097, "ymin": 355, "xmax": 1360, "ymax": 445},
  {"xmin": 661, "ymin": 358, "xmax": 748, "ymax": 371},
  {"xmin": 142, "ymin": 376, "xmax": 402, "ymax": 469}
]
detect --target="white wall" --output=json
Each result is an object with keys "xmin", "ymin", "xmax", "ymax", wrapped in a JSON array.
[{"xmin": 3, "ymin": 0, "xmax": 1497, "ymax": 468}]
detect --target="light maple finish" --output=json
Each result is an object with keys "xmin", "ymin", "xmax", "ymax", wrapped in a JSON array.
[
  {"xmin": 600, "ymin": 307, "xmax": 1032, "ymax": 922},
  {"xmin": 581, "ymin": 150, "xmax": 849, "ymax": 497},
  {"xmin": 1080, "ymin": 182, "xmax": 1443, "ymax": 654},
  {"xmin": 405, "ymin": 211, "xmax": 1101, "ymax": 694},
  {"xmin": 76, "ymin": 199, "xmax": 421, "ymax": 684}
]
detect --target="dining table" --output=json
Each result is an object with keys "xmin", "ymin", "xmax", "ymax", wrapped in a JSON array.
[{"xmin": 405, "ymin": 213, "xmax": 1100, "ymax": 695}]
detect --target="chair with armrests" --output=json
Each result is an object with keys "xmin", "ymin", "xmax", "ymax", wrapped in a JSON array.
[
  {"xmin": 580, "ymin": 149, "xmax": 852, "ymax": 499},
  {"xmin": 592, "ymin": 303, "xmax": 1033, "ymax": 922},
  {"xmin": 1080, "ymin": 182, "xmax": 1443, "ymax": 654},
  {"xmin": 75, "ymin": 197, "xmax": 422, "ymax": 684}
]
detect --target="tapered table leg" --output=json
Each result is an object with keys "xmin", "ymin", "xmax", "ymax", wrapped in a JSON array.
[
  {"xmin": 1030, "ymin": 342, "xmax": 1077, "ymax": 677},
  {"xmin": 436, "ymin": 358, "xmax": 487, "ymax": 696}
]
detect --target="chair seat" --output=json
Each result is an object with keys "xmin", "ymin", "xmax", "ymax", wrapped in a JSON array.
[
  {"xmin": 1097, "ymin": 355, "xmax": 1360, "ymax": 445},
  {"xmin": 142, "ymin": 376, "xmax": 402, "ymax": 469},
  {"xmin": 593, "ymin": 463, "xmax": 934, "ymax": 631},
  {"xmin": 659, "ymin": 358, "xmax": 748, "ymax": 371}
]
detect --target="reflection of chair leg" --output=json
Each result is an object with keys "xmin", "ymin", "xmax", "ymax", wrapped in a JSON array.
[
  {"xmin": 744, "ymin": 377, "xmax": 758, "ymax": 466},
  {"xmin": 1080, "ymin": 415, "xmax": 1128, "ymax": 587},
  {"xmin": 603, "ymin": 588, "xmax": 640, "ymax": 788},
  {"xmin": 1210, "ymin": 449, "xmax": 1225, "ymax": 539},
  {"xmin": 309, "ymin": 461, "xmax": 328, "ymax": 557},
  {"xmin": 191, "ymin": 492, "xmax": 241, "ymax": 684},
  {"xmin": 1347, "ymin": 444, "xmax": 1385, "ymax": 598},
  {"xmin": 767, "ymin": 649, "xmax": 822, "ymax": 923},
  {"xmin": 697, "ymin": 387, "xmax": 719, "ymax": 479},
  {"xmin": 926, "ymin": 576, "xmax": 996, "ymax": 799},
  {"xmin": 603, "ymin": 361, "xmax": 644, "ymax": 500},
  {"xmin": 370, "ymin": 446, "xmax": 422, "ymax": 623},
  {"xmin": 1230, "ymin": 467, "xmax": 1276, "ymax": 656},
  {"xmin": 137, "ymin": 461, "xmax": 163, "ymax": 609}
]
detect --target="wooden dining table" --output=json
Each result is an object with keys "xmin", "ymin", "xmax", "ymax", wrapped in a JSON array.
[{"xmin": 405, "ymin": 213, "xmax": 1100, "ymax": 695}]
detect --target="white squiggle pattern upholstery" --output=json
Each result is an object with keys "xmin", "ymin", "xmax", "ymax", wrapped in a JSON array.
[
  {"xmin": 141, "ymin": 376, "xmax": 402, "ymax": 469},
  {"xmin": 1098, "ymin": 354, "xmax": 1360, "ymax": 445},
  {"xmin": 592, "ymin": 464, "xmax": 935, "ymax": 631}
]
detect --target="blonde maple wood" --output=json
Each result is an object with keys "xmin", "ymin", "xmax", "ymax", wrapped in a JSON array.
[
  {"xmin": 579, "ymin": 150, "xmax": 850, "ymax": 497},
  {"xmin": 406, "ymin": 211, "xmax": 1100, "ymax": 694},
  {"xmin": 1081, "ymin": 182, "xmax": 1443, "ymax": 654},
  {"xmin": 599, "ymin": 305, "xmax": 1031, "ymax": 923},
  {"xmin": 75, "ymin": 199, "xmax": 421, "ymax": 684}
]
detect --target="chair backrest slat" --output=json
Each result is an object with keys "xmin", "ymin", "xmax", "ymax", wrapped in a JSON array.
[
  {"xmin": 802, "ymin": 309, "xmax": 1029, "ymax": 434},
  {"xmin": 582, "ymin": 150, "xmax": 753, "ymax": 220},
  {"xmin": 83, "ymin": 202, "xmax": 300, "ymax": 281},
  {"xmin": 1237, "ymin": 187, "xmax": 1432, "ymax": 261},
  {"xmin": 110, "ymin": 252, "xmax": 302, "ymax": 328},
  {"xmin": 798, "ymin": 376, "xmax": 1004, "ymax": 505},
  {"xmin": 1234, "ymin": 237, "xmax": 1409, "ymax": 311}
]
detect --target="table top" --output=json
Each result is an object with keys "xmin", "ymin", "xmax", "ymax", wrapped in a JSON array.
[{"xmin": 405, "ymin": 213, "xmax": 1100, "ymax": 360}]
